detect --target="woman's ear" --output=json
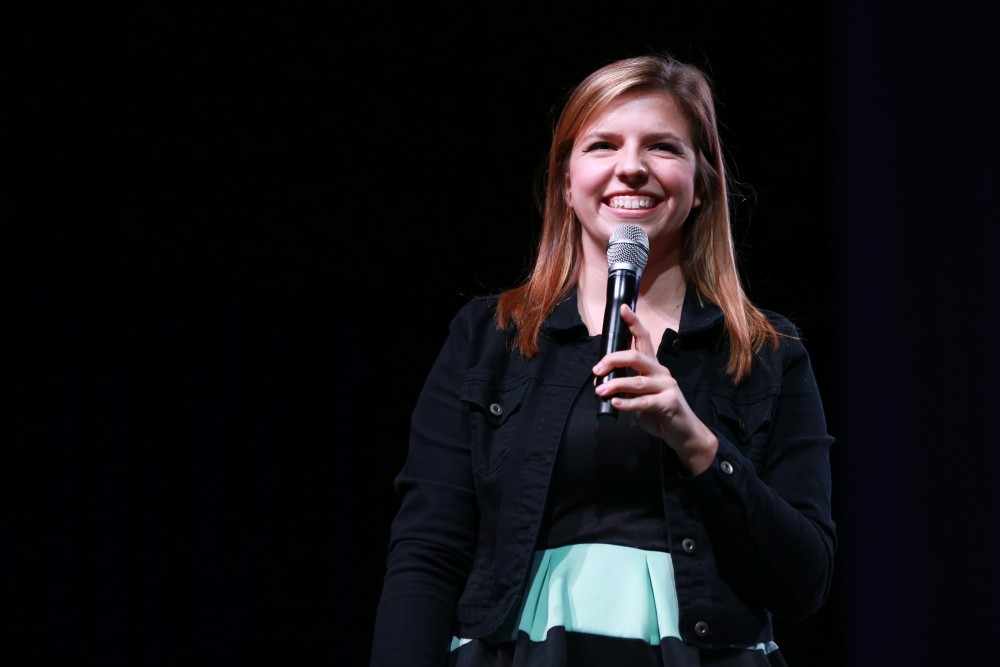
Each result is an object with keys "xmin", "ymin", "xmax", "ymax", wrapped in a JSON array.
[{"xmin": 692, "ymin": 178, "xmax": 705, "ymax": 209}]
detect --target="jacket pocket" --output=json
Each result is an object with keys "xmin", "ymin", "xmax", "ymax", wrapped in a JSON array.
[
  {"xmin": 460, "ymin": 376, "xmax": 529, "ymax": 475},
  {"xmin": 709, "ymin": 392, "xmax": 774, "ymax": 461}
]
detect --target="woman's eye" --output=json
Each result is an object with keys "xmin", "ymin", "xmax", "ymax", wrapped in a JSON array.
[
  {"xmin": 652, "ymin": 143, "xmax": 682, "ymax": 154},
  {"xmin": 583, "ymin": 141, "xmax": 615, "ymax": 152}
]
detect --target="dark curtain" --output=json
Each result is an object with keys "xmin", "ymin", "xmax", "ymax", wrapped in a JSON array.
[{"xmin": 4, "ymin": 1, "xmax": 997, "ymax": 665}]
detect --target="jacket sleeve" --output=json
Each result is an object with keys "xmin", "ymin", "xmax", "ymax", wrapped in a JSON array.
[
  {"xmin": 370, "ymin": 305, "xmax": 480, "ymax": 667},
  {"xmin": 678, "ymin": 332, "xmax": 836, "ymax": 621}
]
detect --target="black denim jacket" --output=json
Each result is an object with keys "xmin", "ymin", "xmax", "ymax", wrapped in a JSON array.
[{"xmin": 372, "ymin": 289, "xmax": 835, "ymax": 666}]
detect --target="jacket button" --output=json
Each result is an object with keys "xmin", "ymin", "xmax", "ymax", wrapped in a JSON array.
[
  {"xmin": 694, "ymin": 621, "xmax": 709, "ymax": 637},
  {"xmin": 671, "ymin": 337, "xmax": 682, "ymax": 351},
  {"xmin": 489, "ymin": 403, "xmax": 503, "ymax": 416},
  {"xmin": 681, "ymin": 538, "xmax": 696, "ymax": 553},
  {"xmin": 720, "ymin": 461, "xmax": 734, "ymax": 475}
]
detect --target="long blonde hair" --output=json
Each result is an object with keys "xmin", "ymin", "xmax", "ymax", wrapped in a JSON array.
[{"xmin": 496, "ymin": 54, "xmax": 777, "ymax": 382}]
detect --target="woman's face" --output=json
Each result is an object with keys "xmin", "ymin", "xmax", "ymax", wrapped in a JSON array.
[{"xmin": 566, "ymin": 91, "xmax": 701, "ymax": 266}]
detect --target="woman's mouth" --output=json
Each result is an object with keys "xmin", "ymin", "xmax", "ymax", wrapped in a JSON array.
[{"xmin": 606, "ymin": 195, "xmax": 657, "ymax": 210}]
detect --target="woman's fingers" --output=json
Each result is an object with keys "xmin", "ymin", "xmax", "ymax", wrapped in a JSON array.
[
  {"xmin": 591, "ymin": 305, "xmax": 657, "ymax": 377},
  {"xmin": 594, "ymin": 368, "xmax": 676, "ymax": 403},
  {"xmin": 619, "ymin": 304, "xmax": 654, "ymax": 355},
  {"xmin": 592, "ymin": 348, "xmax": 657, "ymax": 378}
]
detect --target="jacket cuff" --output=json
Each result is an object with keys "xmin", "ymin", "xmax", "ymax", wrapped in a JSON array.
[{"xmin": 675, "ymin": 433, "xmax": 748, "ymax": 510}]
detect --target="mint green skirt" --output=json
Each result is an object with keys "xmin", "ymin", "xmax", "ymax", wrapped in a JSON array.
[{"xmin": 450, "ymin": 543, "xmax": 779, "ymax": 666}]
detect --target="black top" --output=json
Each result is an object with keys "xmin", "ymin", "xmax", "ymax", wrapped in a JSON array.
[{"xmin": 537, "ymin": 350, "xmax": 670, "ymax": 553}]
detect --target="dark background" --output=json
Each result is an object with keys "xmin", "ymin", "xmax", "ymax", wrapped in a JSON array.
[{"xmin": 4, "ymin": 1, "xmax": 999, "ymax": 665}]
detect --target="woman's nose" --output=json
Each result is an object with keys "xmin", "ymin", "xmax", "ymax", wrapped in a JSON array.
[{"xmin": 615, "ymin": 151, "xmax": 649, "ymax": 183}]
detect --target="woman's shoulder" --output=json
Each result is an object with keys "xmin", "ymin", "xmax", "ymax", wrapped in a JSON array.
[
  {"xmin": 755, "ymin": 308, "xmax": 816, "ymax": 368},
  {"xmin": 444, "ymin": 294, "xmax": 512, "ymax": 347},
  {"xmin": 759, "ymin": 308, "xmax": 801, "ymax": 339},
  {"xmin": 451, "ymin": 294, "xmax": 502, "ymax": 328}
]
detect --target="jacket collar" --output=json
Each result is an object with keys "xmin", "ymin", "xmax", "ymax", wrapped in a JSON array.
[
  {"xmin": 543, "ymin": 292, "xmax": 589, "ymax": 334},
  {"xmin": 678, "ymin": 284, "xmax": 725, "ymax": 336},
  {"xmin": 542, "ymin": 284, "xmax": 726, "ymax": 337}
]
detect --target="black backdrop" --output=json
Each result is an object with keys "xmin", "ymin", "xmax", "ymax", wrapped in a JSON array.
[{"xmin": 5, "ymin": 1, "xmax": 999, "ymax": 665}]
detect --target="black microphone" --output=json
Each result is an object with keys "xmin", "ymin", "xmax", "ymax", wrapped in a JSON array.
[{"xmin": 596, "ymin": 224, "xmax": 650, "ymax": 422}]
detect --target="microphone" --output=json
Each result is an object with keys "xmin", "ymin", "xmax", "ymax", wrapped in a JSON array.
[{"xmin": 596, "ymin": 224, "xmax": 650, "ymax": 422}]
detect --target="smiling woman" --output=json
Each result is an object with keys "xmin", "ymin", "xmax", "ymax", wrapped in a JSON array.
[
  {"xmin": 567, "ymin": 92, "xmax": 701, "ymax": 278},
  {"xmin": 371, "ymin": 54, "xmax": 835, "ymax": 667}
]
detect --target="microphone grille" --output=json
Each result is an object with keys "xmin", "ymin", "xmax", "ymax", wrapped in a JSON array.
[{"xmin": 606, "ymin": 224, "xmax": 650, "ymax": 272}]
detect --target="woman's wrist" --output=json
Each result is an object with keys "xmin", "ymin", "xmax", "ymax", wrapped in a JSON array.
[{"xmin": 675, "ymin": 429, "xmax": 718, "ymax": 476}]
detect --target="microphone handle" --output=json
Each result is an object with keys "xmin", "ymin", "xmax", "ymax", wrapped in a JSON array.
[{"xmin": 596, "ymin": 268, "xmax": 640, "ymax": 421}]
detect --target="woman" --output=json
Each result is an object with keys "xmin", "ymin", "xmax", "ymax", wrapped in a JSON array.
[{"xmin": 371, "ymin": 54, "xmax": 835, "ymax": 666}]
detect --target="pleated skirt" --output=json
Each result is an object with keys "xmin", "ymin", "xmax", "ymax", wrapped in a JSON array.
[{"xmin": 449, "ymin": 543, "xmax": 784, "ymax": 667}]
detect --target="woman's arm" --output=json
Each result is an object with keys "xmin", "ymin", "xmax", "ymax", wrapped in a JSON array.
[
  {"xmin": 676, "ymin": 333, "xmax": 835, "ymax": 620},
  {"xmin": 371, "ymin": 307, "xmax": 480, "ymax": 666},
  {"xmin": 595, "ymin": 305, "xmax": 835, "ymax": 620}
]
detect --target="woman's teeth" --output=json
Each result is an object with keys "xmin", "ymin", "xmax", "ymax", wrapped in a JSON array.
[{"xmin": 608, "ymin": 196, "xmax": 654, "ymax": 209}]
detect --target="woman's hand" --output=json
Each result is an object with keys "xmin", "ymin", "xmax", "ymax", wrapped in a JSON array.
[{"xmin": 593, "ymin": 304, "xmax": 718, "ymax": 475}]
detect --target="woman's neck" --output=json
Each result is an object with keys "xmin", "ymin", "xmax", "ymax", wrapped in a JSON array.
[{"xmin": 577, "ymin": 252, "xmax": 686, "ymax": 341}]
